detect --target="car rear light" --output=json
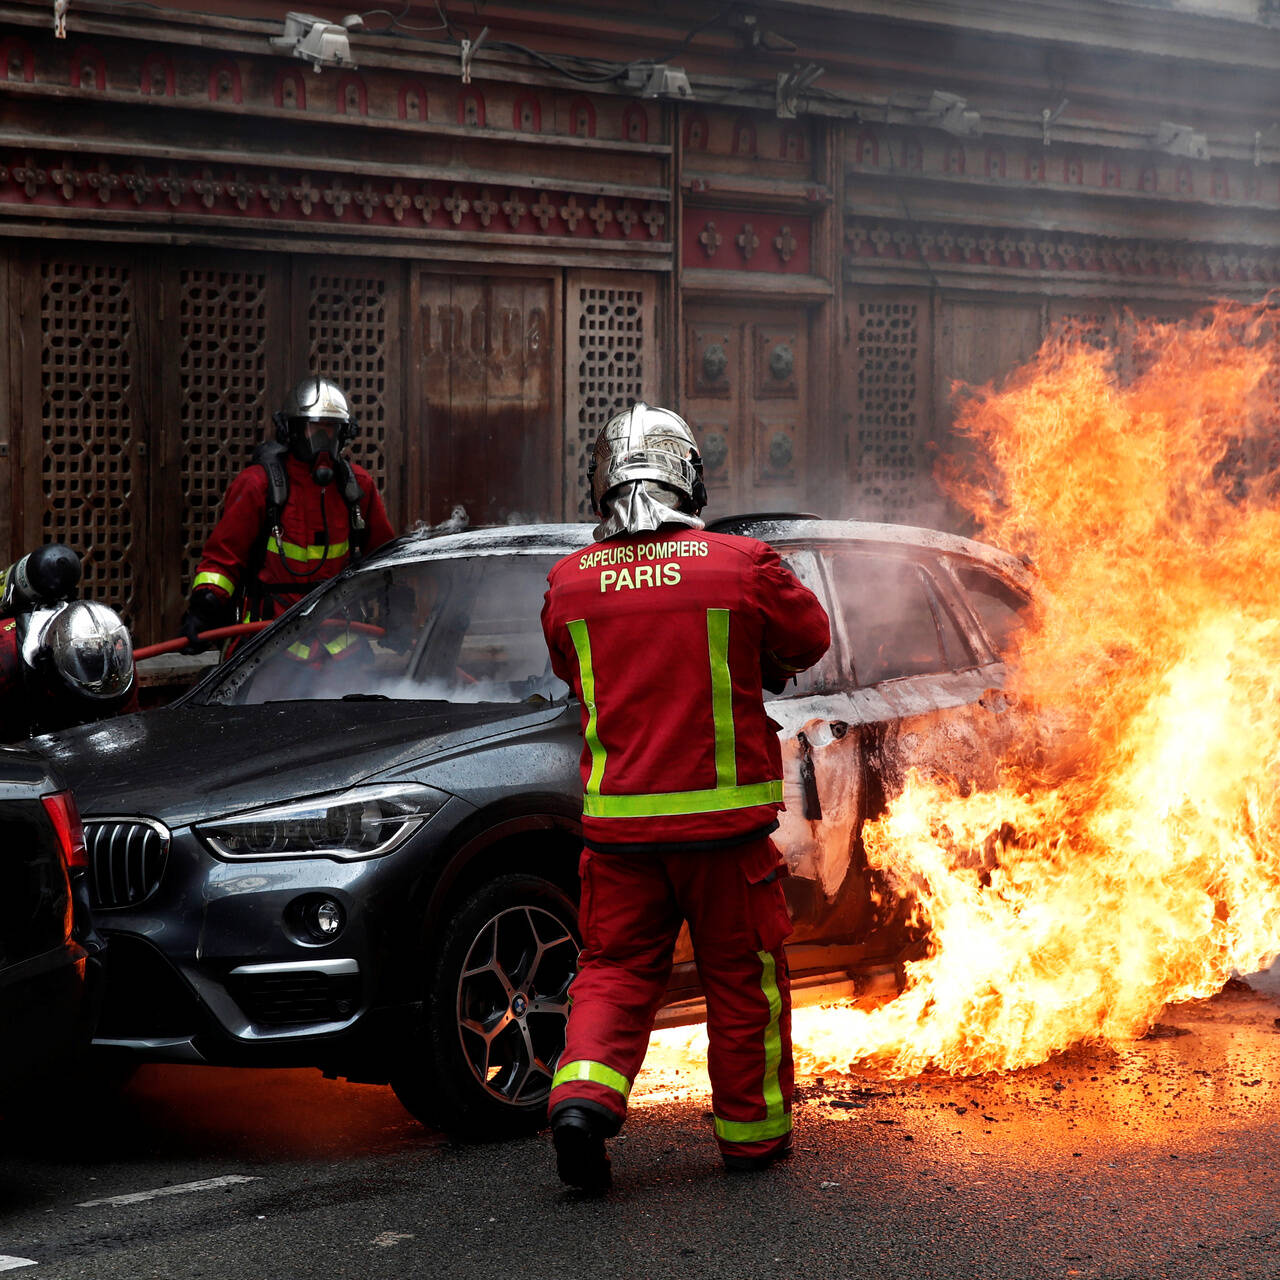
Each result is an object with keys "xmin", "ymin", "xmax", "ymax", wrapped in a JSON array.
[{"xmin": 42, "ymin": 789, "xmax": 88, "ymax": 870}]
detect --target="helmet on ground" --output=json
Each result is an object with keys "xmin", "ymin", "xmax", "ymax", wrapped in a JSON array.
[
  {"xmin": 25, "ymin": 600, "xmax": 134, "ymax": 703},
  {"xmin": 588, "ymin": 402, "xmax": 706, "ymax": 517},
  {"xmin": 275, "ymin": 377, "xmax": 356, "ymax": 463}
]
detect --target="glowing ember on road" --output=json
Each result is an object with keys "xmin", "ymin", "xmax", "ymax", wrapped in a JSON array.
[{"xmin": 789, "ymin": 301, "xmax": 1280, "ymax": 1078}]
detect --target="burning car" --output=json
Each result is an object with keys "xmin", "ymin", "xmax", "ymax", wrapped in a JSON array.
[{"xmin": 36, "ymin": 516, "xmax": 1032, "ymax": 1138}]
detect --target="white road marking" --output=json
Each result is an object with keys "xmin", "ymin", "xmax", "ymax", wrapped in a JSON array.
[
  {"xmin": 372, "ymin": 1232, "xmax": 414, "ymax": 1247},
  {"xmin": 0, "ymin": 1258, "xmax": 37, "ymax": 1271},
  {"xmin": 77, "ymin": 1175, "xmax": 262, "ymax": 1208}
]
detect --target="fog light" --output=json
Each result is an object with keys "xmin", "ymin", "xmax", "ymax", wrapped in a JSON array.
[{"xmin": 307, "ymin": 898, "xmax": 345, "ymax": 941}]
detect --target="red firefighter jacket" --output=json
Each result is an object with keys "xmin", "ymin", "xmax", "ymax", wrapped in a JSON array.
[
  {"xmin": 193, "ymin": 452, "xmax": 394, "ymax": 634},
  {"xmin": 542, "ymin": 527, "xmax": 830, "ymax": 850}
]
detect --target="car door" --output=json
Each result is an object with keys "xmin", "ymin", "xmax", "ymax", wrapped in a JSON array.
[
  {"xmin": 771, "ymin": 541, "xmax": 1016, "ymax": 952},
  {"xmin": 664, "ymin": 544, "xmax": 854, "ymax": 984}
]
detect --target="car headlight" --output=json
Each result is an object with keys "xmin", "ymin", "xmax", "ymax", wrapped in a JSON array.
[{"xmin": 195, "ymin": 783, "xmax": 449, "ymax": 861}]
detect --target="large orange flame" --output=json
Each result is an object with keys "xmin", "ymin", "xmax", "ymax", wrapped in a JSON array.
[{"xmin": 792, "ymin": 301, "xmax": 1280, "ymax": 1078}]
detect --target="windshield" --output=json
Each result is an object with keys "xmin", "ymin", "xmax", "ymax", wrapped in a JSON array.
[{"xmin": 198, "ymin": 554, "xmax": 568, "ymax": 706}]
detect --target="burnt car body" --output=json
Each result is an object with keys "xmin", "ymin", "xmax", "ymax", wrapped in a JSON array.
[
  {"xmin": 0, "ymin": 744, "xmax": 104, "ymax": 1090},
  {"xmin": 38, "ymin": 517, "xmax": 1032, "ymax": 1137}
]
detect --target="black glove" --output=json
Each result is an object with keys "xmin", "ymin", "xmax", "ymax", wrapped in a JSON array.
[
  {"xmin": 180, "ymin": 588, "xmax": 232, "ymax": 654},
  {"xmin": 762, "ymin": 652, "xmax": 791, "ymax": 696}
]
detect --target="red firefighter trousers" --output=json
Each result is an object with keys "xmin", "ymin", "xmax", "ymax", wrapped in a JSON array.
[{"xmin": 550, "ymin": 835, "xmax": 794, "ymax": 1160}]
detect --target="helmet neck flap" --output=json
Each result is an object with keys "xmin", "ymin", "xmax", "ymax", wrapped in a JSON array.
[{"xmin": 594, "ymin": 480, "xmax": 704, "ymax": 541}]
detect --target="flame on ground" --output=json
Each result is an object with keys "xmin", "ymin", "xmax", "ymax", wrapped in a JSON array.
[
  {"xmin": 792, "ymin": 301, "xmax": 1280, "ymax": 1078},
  {"xmin": 638, "ymin": 302, "xmax": 1280, "ymax": 1096}
]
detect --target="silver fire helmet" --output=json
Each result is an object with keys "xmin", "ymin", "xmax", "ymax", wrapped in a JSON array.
[
  {"xmin": 280, "ymin": 376, "xmax": 354, "ymax": 461},
  {"xmin": 24, "ymin": 600, "xmax": 134, "ymax": 702},
  {"xmin": 282, "ymin": 376, "xmax": 352, "ymax": 426},
  {"xmin": 589, "ymin": 402, "xmax": 706, "ymax": 518}
]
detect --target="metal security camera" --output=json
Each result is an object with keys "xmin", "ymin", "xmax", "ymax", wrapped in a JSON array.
[
  {"xmin": 1156, "ymin": 121, "xmax": 1209, "ymax": 162},
  {"xmin": 926, "ymin": 90, "xmax": 982, "ymax": 138},
  {"xmin": 269, "ymin": 12, "xmax": 357, "ymax": 73},
  {"xmin": 626, "ymin": 63, "xmax": 693, "ymax": 100}
]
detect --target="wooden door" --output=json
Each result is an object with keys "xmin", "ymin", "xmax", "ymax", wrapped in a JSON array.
[
  {"xmin": 415, "ymin": 269, "xmax": 559, "ymax": 526},
  {"xmin": 12, "ymin": 251, "xmax": 156, "ymax": 633},
  {"xmin": 682, "ymin": 303, "xmax": 809, "ymax": 516}
]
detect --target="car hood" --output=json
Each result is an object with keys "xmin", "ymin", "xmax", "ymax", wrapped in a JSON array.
[{"xmin": 36, "ymin": 699, "xmax": 569, "ymax": 828}]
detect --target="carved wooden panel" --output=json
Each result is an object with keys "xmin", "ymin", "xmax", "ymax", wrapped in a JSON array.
[
  {"xmin": 36, "ymin": 260, "xmax": 145, "ymax": 622},
  {"xmin": 933, "ymin": 297, "xmax": 1044, "ymax": 529},
  {"xmin": 1047, "ymin": 300, "xmax": 1114, "ymax": 351},
  {"xmin": 688, "ymin": 321, "xmax": 734, "ymax": 398},
  {"xmin": 416, "ymin": 270, "xmax": 559, "ymax": 525},
  {"xmin": 177, "ymin": 266, "xmax": 273, "ymax": 601},
  {"xmin": 847, "ymin": 294, "xmax": 932, "ymax": 524},
  {"xmin": 936, "ymin": 297, "xmax": 1043, "ymax": 439},
  {"xmin": 302, "ymin": 264, "xmax": 401, "ymax": 517},
  {"xmin": 681, "ymin": 304, "xmax": 807, "ymax": 515},
  {"xmin": 564, "ymin": 272, "xmax": 662, "ymax": 520}
]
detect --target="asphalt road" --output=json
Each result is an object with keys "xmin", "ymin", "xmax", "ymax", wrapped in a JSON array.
[{"xmin": 2, "ymin": 970, "xmax": 1279, "ymax": 1280}]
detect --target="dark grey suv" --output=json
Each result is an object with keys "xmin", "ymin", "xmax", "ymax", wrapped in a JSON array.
[{"xmin": 39, "ymin": 517, "xmax": 1032, "ymax": 1138}]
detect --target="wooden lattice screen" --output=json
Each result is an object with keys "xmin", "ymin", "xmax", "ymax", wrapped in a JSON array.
[
  {"xmin": 304, "ymin": 267, "xmax": 397, "ymax": 507},
  {"xmin": 177, "ymin": 267, "xmax": 273, "ymax": 600},
  {"xmin": 850, "ymin": 295, "xmax": 932, "ymax": 524},
  {"xmin": 38, "ymin": 260, "xmax": 144, "ymax": 624},
  {"xmin": 564, "ymin": 271, "xmax": 662, "ymax": 520}
]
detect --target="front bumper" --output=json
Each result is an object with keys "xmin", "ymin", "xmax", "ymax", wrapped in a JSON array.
[{"xmin": 88, "ymin": 804, "xmax": 466, "ymax": 1064}]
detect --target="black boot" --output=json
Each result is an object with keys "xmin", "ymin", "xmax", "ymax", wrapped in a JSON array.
[
  {"xmin": 722, "ymin": 1135, "xmax": 793, "ymax": 1173},
  {"xmin": 552, "ymin": 1106, "xmax": 612, "ymax": 1194}
]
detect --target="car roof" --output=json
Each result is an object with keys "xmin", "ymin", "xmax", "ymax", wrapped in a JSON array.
[{"xmin": 364, "ymin": 517, "xmax": 1033, "ymax": 592}]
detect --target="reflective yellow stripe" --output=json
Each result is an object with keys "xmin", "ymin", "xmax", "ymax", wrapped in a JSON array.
[
  {"xmin": 552, "ymin": 1059, "xmax": 631, "ymax": 1100},
  {"xmin": 582, "ymin": 779, "xmax": 782, "ymax": 819},
  {"xmin": 758, "ymin": 948, "xmax": 785, "ymax": 1120},
  {"xmin": 568, "ymin": 619, "xmax": 607, "ymax": 796},
  {"xmin": 266, "ymin": 535, "xmax": 349, "ymax": 563},
  {"xmin": 323, "ymin": 630, "xmax": 359, "ymax": 656},
  {"xmin": 572, "ymin": 607, "xmax": 777, "ymax": 820},
  {"xmin": 714, "ymin": 1112, "xmax": 793, "ymax": 1143},
  {"xmin": 707, "ymin": 608, "xmax": 735, "ymax": 788},
  {"xmin": 712, "ymin": 948, "xmax": 788, "ymax": 1145},
  {"xmin": 286, "ymin": 631, "xmax": 360, "ymax": 661},
  {"xmin": 194, "ymin": 570, "xmax": 235, "ymax": 596}
]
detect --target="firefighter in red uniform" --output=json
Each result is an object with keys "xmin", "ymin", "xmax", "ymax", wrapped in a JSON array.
[
  {"xmin": 181, "ymin": 376, "xmax": 395, "ymax": 661},
  {"xmin": 541, "ymin": 403, "xmax": 830, "ymax": 1193}
]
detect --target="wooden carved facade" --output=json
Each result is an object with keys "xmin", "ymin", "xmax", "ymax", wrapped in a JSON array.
[{"xmin": 4, "ymin": 0, "xmax": 1280, "ymax": 637}]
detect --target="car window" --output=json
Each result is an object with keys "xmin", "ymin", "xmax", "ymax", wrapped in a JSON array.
[
  {"xmin": 826, "ymin": 550, "xmax": 966, "ymax": 684},
  {"xmin": 954, "ymin": 565, "xmax": 1029, "ymax": 656},
  {"xmin": 773, "ymin": 549, "xmax": 839, "ymax": 697},
  {"xmin": 199, "ymin": 555, "xmax": 567, "ymax": 706}
]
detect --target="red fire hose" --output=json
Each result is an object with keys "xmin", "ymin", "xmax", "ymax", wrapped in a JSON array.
[{"xmin": 134, "ymin": 619, "xmax": 385, "ymax": 661}]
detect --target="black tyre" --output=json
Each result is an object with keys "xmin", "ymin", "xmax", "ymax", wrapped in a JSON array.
[{"xmin": 391, "ymin": 872, "xmax": 579, "ymax": 1140}]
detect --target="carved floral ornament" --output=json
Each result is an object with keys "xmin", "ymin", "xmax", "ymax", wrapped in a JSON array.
[
  {"xmin": 0, "ymin": 157, "xmax": 673, "ymax": 242},
  {"xmin": 844, "ymin": 218, "xmax": 1280, "ymax": 284},
  {"xmin": 846, "ymin": 134, "xmax": 1280, "ymax": 208}
]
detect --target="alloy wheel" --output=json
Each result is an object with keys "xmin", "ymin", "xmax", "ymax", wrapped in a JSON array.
[{"xmin": 455, "ymin": 904, "xmax": 577, "ymax": 1108}]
